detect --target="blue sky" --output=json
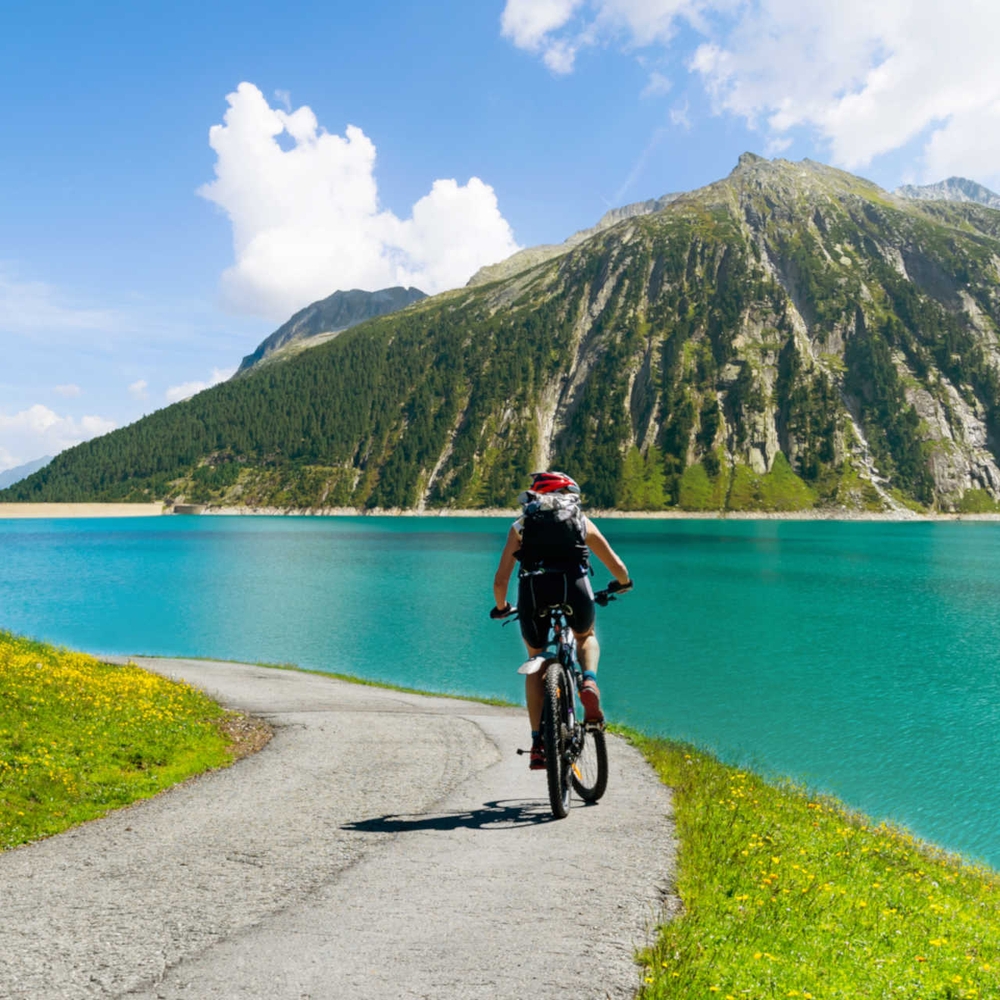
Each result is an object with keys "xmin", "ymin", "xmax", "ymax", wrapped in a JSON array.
[{"xmin": 3, "ymin": 0, "xmax": 999, "ymax": 472}]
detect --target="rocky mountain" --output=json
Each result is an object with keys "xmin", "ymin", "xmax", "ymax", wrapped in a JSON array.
[
  {"xmin": 896, "ymin": 177, "xmax": 1000, "ymax": 211},
  {"xmin": 236, "ymin": 286, "xmax": 426, "ymax": 374},
  {"xmin": 0, "ymin": 456, "xmax": 51, "ymax": 490},
  {"xmin": 467, "ymin": 193, "xmax": 682, "ymax": 286},
  {"xmin": 6, "ymin": 152, "xmax": 1000, "ymax": 514}
]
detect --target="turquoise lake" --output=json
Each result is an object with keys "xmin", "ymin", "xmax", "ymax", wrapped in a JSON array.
[{"xmin": 3, "ymin": 515, "xmax": 1000, "ymax": 866}]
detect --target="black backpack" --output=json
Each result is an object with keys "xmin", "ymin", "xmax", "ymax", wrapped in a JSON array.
[{"xmin": 516, "ymin": 494, "xmax": 589, "ymax": 574}]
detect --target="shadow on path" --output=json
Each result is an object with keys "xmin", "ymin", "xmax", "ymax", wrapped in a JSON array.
[{"xmin": 342, "ymin": 798, "xmax": 572, "ymax": 833}]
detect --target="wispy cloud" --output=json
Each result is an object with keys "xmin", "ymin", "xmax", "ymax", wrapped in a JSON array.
[
  {"xmin": 642, "ymin": 71, "xmax": 673, "ymax": 98},
  {"xmin": 669, "ymin": 101, "xmax": 692, "ymax": 131},
  {"xmin": 53, "ymin": 384, "xmax": 82, "ymax": 398},
  {"xmin": 612, "ymin": 126, "xmax": 670, "ymax": 205},
  {"xmin": 0, "ymin": 265, "xmax": 121, "ymax": 339}
]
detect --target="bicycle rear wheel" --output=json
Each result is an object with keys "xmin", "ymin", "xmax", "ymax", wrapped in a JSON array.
[
  {"xmin": 570, "ymin": 725, "xmax": 608, "ymax": 802},
  {"xmin": 542, "ymin": 661, "xmax": 571, "ymax": 819}
]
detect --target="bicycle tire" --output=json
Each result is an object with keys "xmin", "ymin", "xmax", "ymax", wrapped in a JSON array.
[
  {"xmin": 570, "ymin": 725, "xmax": 608, "ymax": 802},
  {"xmin": 542, "ymin": 661, "xmax": 571, "ymax": 819}
]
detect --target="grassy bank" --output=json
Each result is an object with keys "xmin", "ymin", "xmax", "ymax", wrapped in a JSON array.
[
  {"xmin": 0, "ymin": 632, "xmax": 240, "ymax": 850},
  {"xmin": 627, "ymin": 732, "xmax": 1000, "ymax": 1000}
]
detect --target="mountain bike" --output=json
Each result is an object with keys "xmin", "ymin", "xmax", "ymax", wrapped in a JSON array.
[{"xmin": 496, "ymin": 585, "xmax": 624, "ymax": 819}]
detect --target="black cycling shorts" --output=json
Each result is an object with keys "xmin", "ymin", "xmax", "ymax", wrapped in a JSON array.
[{"xmin": 517, "ymin": 571, "xmax": 595, "ymax": 650}]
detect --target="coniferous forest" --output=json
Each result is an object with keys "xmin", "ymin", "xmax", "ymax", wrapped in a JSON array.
[{"xmin": 5, "ymin": 155, "xmax": 1000, "ymax": 513}]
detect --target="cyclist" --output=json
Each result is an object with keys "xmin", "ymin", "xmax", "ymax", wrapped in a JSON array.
[{"xmin": 491, "ymin": 471, "xmax": 632, "ymax": 769}]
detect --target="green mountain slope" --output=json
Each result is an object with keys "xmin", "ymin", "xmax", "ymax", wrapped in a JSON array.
[{"xmin": 6, "ymin": 153, "xmax": 1000, "ymax": 512}]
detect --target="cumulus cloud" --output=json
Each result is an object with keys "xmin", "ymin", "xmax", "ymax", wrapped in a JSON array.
[
  {"xmin": 501, "ymin": 0, "xmax": 583, "ymax": 53},
  {"xmin": 128, "ymin": 379, "xmax": 149, "ymax": 400},
  {"xmin": 198, "ymin": 83, "xmax": 520, "ymax": 322},
  {"xmin": 501, "ymin": 0, "xmax": 1000, "ymax": 185},
  {"xmin": 165, "ymin": 368, "xmax": 233, "ymax": 404},
  {"xmin": 0, "ymin": 405, "xmax": 116, "ymax": 471}
]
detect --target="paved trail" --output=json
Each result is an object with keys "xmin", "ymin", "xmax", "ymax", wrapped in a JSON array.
[{"xmin": 1, "ymin": 658, "xmax": 677, "ymax": 1000}]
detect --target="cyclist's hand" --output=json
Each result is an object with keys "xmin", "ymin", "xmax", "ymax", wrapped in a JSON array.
[
  {"xmin": 490, "ymin": 602, "xmax": 514, "ymax": 620},
  {"xmin": 608, "ymin": 578, "xmax": 633, "ymax": 595}
]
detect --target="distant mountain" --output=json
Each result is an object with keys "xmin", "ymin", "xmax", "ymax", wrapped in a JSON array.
[
  {"xmin": 895, "ymin": 177, "xmax": 1000, "ymax": 210},
  {"xmin": 467, "ymin": 192, "xmax": 683, "ymax": 286},
  {"xmin": 236, "ymin": 286, "xmax": 427, "ymax": 374},
  {"xmin": 0, "ymin": 456, "xmax": 52, "ymax": 490},
  {"xmin": 8, "ymin": 153, "xmax": 1000, "ymax": 514}
]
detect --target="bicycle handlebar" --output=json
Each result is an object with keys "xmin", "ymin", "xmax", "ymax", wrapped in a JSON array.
[
  {"xmin": 491, "ymin": 580, "xmax": 632, "ymax": 617},
  {"xmin": 595, "ymin": 579, "xmax": 633, "ymax": 607}
]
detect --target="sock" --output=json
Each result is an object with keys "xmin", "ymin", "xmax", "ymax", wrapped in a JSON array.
[
  {"xmin": 582, "ymin": 671, "xmax": 597, "ymax": 683},
  {"xmin": 531, "ymin": 729, "xmax": 540, "ymax": 744}
]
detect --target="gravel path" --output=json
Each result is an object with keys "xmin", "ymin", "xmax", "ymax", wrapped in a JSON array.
[{"xmin": 0, "ymin": 658, "xmax": 677, "ymax": 1000}]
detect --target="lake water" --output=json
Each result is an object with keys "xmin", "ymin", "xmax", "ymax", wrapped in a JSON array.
[{"xmin": 3, "ymin": 514, "xmax": 1000, "ymax": 866}]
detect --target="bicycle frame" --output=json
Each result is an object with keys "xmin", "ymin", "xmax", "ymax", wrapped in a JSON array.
[{"xmin": 497, "ymin": 586, "xmax": 618, "ymax": 818}]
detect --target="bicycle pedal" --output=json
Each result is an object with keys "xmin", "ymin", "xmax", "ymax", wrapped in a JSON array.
[
  {"xmin": 584, "ymin": 720, "xmax": 606, "ymax": 733},
  {"xmin": 516, "ymin": 747, "xmax": 528, "ymax": 755}
]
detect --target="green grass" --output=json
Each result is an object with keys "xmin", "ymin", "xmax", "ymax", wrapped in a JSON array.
[
  {"xmin": 957, "ymin": 489, "xmax": 1000, "ymax": 514},
  {"xmin": 726, "ymin": 454, "xmax": 816, "ymax": 512},
  {"xmin": 624, "ymin": 731, "xmax": 1000, "ymax": 1000},
  {"xmin": 0, "ymin": 631, "xmax": 234, "ymax": 850}
]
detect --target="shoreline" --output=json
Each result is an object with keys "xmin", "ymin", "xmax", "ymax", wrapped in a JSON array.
[
  {"xmin": 0, "ymin": 503, "xmax": 164, "ymax": 519},
  {"xmin": 3, "ymin": 500, "xmax": 1000, "ymax": 522}
]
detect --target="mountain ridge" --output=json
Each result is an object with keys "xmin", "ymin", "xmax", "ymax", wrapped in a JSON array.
[
  {"xmin": 6, "ymin": 154, "xmax": 1000, "ymax": 514},
  {"xmin": 895, "ymin": 177, "xmax": 1000, "ymax": 211},
  {"xmin": 236, "ymin": 286, "xmax": 426, "ymax": 374},
  {"xmin": 0, "ymin": 456, "xmax": 52, "ymax": 491}
]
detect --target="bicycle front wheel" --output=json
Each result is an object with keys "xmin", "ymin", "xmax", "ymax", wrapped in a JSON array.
[
  {"xmin": 542, "ymin": 661, "xmax": 571, "ymax": 819},
  {"xmin": 571, "ymin": 725, "xmax": 608, "ymax": 802}
]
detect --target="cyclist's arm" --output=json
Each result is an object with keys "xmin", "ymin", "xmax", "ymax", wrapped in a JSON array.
[
  {"xmin": 493, "ymin": 525, "xmax": 520, "ymax": 609},
  {"xmin": 584, "ymin": 518, "xmax": 630, "ymax": 585}
]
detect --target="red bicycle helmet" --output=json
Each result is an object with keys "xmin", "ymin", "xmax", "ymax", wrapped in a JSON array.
[{"xmin": 529, "ymin": 471, "xmax": 580, "ymax": 495}]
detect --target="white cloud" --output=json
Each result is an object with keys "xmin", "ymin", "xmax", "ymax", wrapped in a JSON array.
[
  {"xmin": 198, "ymin": 83, "xmax": 521, "ymax": 322},
  {"xmin": 501, "ymin": 0, "xmax": 583, "ymax": 52},
  {"xmin": 128, "ymin": 379, "xmax": 149, "ymax": 400},
  {"xmin": 502, "ymin": 0, "xmax": 709, "ymax": 75},
  {"xmin": 687, "ymin": 1, "xmax": 1000, "ymax": 178},
  {"xmin": 274, "ymin": 88, "xmax": 292, "ymax": 112},
  {"xmin": 165, "ymin": 367, "xmax": 233, "ymax": 404},
  {"xmin": 501, "ymin": 0, "xmax": 1000, "ymax": 186},
  {"xmin": 53, "ymin": 384, "xmax": 81, "ymax": 398},
  {"xmin": 0, "ymin": 405, "xmax": 116, "ymax": 471}
]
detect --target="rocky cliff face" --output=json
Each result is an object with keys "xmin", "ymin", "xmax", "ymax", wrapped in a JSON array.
[
  {"xmin": 236, "ymin": 286, "xmax": 426, "ymax": 373},
  {"xmin": 9, "ymin": 155, "xmax": 1000, "ymax": 512},
  {"xmin": 896, "ymin": 177, "xmax": 1000, "ymax": 210}
]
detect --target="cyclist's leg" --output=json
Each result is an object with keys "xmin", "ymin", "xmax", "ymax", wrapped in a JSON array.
[
  {"xmin": 574, "ymin": 628, "xmax": 599, "ymax": 674},
  {"xmin": 517, "ymin": 574, "xmax": 551, "ymax": 733},
  {"xmin": 524, "ymin": 643, "xmax": 546, "ymax": 730},
  {"xmin": 567, "ymin": 573, "xmax": 602, "ymax": 721},
  {"xmin": 567, "ymin": 572, "xmax": 598, "ymax": 673}
]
